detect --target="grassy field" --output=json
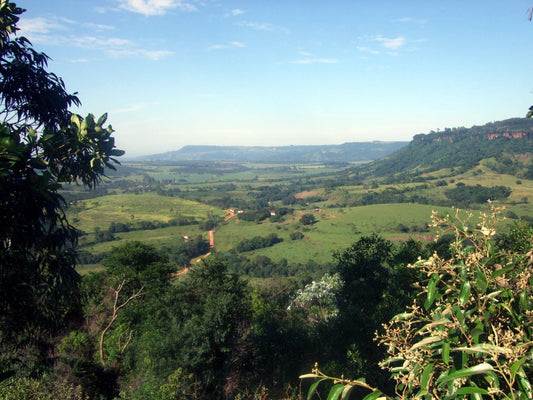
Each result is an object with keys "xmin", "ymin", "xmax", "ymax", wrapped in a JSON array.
[
  {"xmin": 79, "ymin": 224, "xmax": 209, "ymax": 255},
  {"xmin": 214, "ymin": 204, "xmax": 453, "ymax": 264},
  {"xmin": 68, "ymin": 192, "xmax": 225, "ymax": 233},
  {"xmin": 69, "ymin": 160, "xmax": 533, "ymax": 271}
]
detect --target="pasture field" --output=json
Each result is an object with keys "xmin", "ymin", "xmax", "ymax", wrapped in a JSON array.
[
  {"xmin": 214, "ymin": 204, "xmax": 453, "ymax": 264},
  {"xmin": 68, "ymin": 192, "xmax": 225, "ymax": 233},
  {"xmin": 68, "ymin": 160, "xmax": 533, "ymax": 271},
  {"xmin": 79, "ymin": 225, "xmax": 208, "ymax": 255}
]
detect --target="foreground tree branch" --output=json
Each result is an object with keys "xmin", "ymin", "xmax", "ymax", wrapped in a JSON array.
[{"xmin": 99, "ymin": 280, "xmax": 144, "ymax": 367}]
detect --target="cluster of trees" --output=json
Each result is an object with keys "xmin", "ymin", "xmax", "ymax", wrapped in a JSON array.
[
  {"xmin": 445, "ymin": 183, "xmax": 512, "ymax": 206},
  {"xmin": 235, "ymin": 233, "xmax": 283, "ymax": 253}
]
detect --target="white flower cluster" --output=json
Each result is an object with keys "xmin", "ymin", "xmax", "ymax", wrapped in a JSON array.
[{"xmin": 288, "ymin": 273, "xmax": 343, "ymax": 323}]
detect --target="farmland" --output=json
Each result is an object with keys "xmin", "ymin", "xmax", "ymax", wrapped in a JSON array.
[{"xmin": 66, "ymin": 157, "xmax": 533, "ymax": 274}]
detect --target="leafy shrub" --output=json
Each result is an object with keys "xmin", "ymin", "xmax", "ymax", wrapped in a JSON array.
[
  {"xmin": 290, "ymin": 231, "xmax": 305, "ymax": 240},
  {"xmin": 300, "ymin": 213, "xmax": 317, "ymax": 226},
  {"xmin": 302, "ymin": 203, "xmax": 533, "ymax": 399}
]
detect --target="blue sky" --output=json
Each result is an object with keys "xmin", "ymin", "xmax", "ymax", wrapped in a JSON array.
[{"xmin": 17, "ymin": 0, "xmax": 533, "ymax": 156}]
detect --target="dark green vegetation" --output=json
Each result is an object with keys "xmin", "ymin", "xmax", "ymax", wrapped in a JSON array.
[
  {"xmin": 1, "ymin": 2, "xmax": 532, "ymax": 399},
  {"xmin": 304, "ymin": 207, "xmax": 533, "ymax": 400}
]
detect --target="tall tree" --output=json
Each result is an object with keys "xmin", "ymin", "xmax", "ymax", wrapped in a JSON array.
[{"xmin": 0, "ymin": 1, "xmax": 123, "ymax": 374}]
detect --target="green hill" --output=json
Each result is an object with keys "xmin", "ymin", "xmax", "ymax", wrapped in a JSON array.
[{"xmin": 357, "ymin": 118, "xmax": 533, "ymax": 179}]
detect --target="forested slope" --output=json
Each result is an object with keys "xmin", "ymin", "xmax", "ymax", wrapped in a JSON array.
[{"xmin": 357, "ymin": 118, "xmax": 533, "ymax": 179}]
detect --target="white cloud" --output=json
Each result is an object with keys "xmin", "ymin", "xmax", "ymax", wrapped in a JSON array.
[
  {"xmin": 208, "ymin": 41, "xmax": 245, "ymax": 50},
  {"xmin": 290, "ymin": 58, "xmax": 339, "ymax": 64},
  {"xmin": 116, "ymin": 0, "xmax": 197, "ymax": 16},
  {"xmin": 396, "ymin": 17, "xmax": 427, "ymax": 25},
  {"xmin": 83, "ymin": 22, "xmax": 116, "ymax": 31},
  {"xmin": 236, "ymin": 21, "xmax": 290, "ymax": 34},
  {"xmin": 356, "ymin": 46, "xmax": 380, "ymax": 55},
  {"xmin": 374, "ymin": 35, "xmax": 405, "ymax": 50},
  {"xmin": 230, "ymin": 9, "xmax": 244, "ymax": 16},
  {"xmin": 73, "ymin": 36, "xmax": 132, "ymax": 49},
  {"xmin": 18, "ymin": 17, "xmax": 64, "ymax": 35}
]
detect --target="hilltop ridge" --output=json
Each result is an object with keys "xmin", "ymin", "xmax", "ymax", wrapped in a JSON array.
[{"xmin": 139, "ymin": 141, "xmax": 408, "ymax": 163}]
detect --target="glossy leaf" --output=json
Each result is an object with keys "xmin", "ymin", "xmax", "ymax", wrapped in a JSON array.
[
  {"xmin": 442, "ymin": 341, "xmax": 450, "ymax": 364},
  {"xmin": 361, "ymin": 390, "xmax": 382, "ymax": 400},
  {"xmin": 455, "ymin": 387, "xmax": 489, "ymax": 395},
  {"xmin": 474, "ymin": 266, "xmax": 487, "ymax": 294},
  {"xmin": 510, "ymin": 358, "xmax": 527, "ymax": 382},
  {"xmin": 307, "ymin": 379, "xmax": 325, "ymax": 400},
  {"xmin": 425, "ymin": 273, "xmax": 439, "ymax": 310},
  {"xmin": 458, "ymin": 281, "xmax": 471, "ymax": 305},
  {"xmin": 420, "ymin": 362, "xmax": 434, "ymax": 392},
  {"xmin": 341, "ymin": 384, "xmax": 354, "ymax": 400},
  {"xmin": 436, "ymin": 363, "xmax": 494, "ymax": 384},
  {"xmin": 327, "ymin": 384, "xmax": 345, "ymax": 400}
]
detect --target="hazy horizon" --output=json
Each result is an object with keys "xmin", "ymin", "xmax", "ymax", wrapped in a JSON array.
[{"xmin": 18, "ymin": 0, "xmax": 533, "ymax": 157}]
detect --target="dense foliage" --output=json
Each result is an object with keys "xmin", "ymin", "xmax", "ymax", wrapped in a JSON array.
[
  {"xmin": 0, "ymin": 1, "xmax": 122, "ymax": 378},
  {"xmin": 358, "ymin": 118, "xmax": 533, "ymax": 179},
  {"xmin": 303, "ymin": 206, "xmax": 533, "ymax": 400}
]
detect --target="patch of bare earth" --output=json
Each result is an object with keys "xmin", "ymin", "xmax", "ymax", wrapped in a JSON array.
[{"xmin": 294, "ymin": 189, "xmax": 322, "ymax": 199}]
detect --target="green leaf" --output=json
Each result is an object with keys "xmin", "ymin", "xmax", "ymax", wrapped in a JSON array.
[
  {"xmin": 420, "ymin": 362, "xmax": 434, "ymax": 392},
  {"xmin": 97, "ymin": 113, "xmax": 108, "ymax": 126},
  {"xmin": 425, "ymin": 273, "xmax": 439, "ymax": 310},
  {"xmin": 341, "ymin": 384, "xmax": 354, "ymax": 400},
  {"xmin": 411, "ymin": 336, "xmax": 442, "ymax": 350},
  {"xmin": 510, "ymin": 358, "xmax": 527, "ymax": 382},
  {"xmin": 455, "ymin": 387, "xmax": 488, "ymax": 395},
  {"xmin": 519, "ymin": 291, "xmax": 530, "ymax": 311},
  {"xmin": 327, "ymin": 384, "xmax": 345, "ymax": 400},
  {"xmin": 436, "ymin": 363, "xmax": 494, "ymax": 384},
  {"xmin": 474, "ymin": 266, "xmax": 487, "ymax": 294},
  {"xmin": 442, "ymin": 341, "xmax": 450, "ymax": 364},
  {"xmin": 306, "ymin": 379, "xmax": 325, "ymax": 400},
  {"xmin": 361, "ymin": 390, "xmax": 382, "ymax": 400},
  {"xmin": 458, "ymin": 281, "xmax": 471, "ymax": 305},
  {"xmin": 392, "ymin": 312, "xmax": 414, "ymax": 321},
  {"xmin": 28, "ymin": 128, "xmax": 37, "ymax": 142},
  {"xmin": 516, "ymin": 373, "xmax": 532, "ymax": 397},
  {"xmin": 491, "ymin": 266, "xmax": 513, "ymax": 280}
]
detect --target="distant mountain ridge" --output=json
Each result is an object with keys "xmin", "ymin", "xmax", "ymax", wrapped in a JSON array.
[{"xmin": 141, "ymin": 141, "xmax": 408, "ymax": 163}]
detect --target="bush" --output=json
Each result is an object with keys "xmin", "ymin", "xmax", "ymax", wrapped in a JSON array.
[
  {"xmin": 290, "ymin": 231, "xmax": 305, "ymax": 240},
  {"xmin": 303, "ymin": 204, "xmax": 533, "ymax": 399},
  {"xmin": 300, "ymin": 214, "xmax": 316, "ymax": 226}
]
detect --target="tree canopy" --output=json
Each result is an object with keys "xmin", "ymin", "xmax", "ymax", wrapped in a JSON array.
[{"xmin": 0, "ymin": 1, "xmax": 123, "ymax": 375}]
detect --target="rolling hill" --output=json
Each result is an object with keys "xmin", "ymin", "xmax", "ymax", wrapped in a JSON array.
[{"xmin": 354, "ymin": 118, "xmax": 533, "ymax": 179}]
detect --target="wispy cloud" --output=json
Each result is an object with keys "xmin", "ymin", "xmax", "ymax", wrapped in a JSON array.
[
  {"xmin": 208, "ymin": 41, "xmax": 245, "ymax": 50},
  {"xmin": 19, "ymin": 15, "xmax": 172, "ymax": 61},
  {"xmin": 229, "ymin": 9, "xmax": 244, "ymax": 16},
  {"xmin": 374, "ymin": 35, "xmax": 405, "ymax": 50},
  {"xmin": 236, "ymin": 21, "xmax": 290, "ymax": 34},
  {"xmin": 356, "ymin": 34, "xmax": 409, "ymax": 56},
  {"xmin": 116, "ymin": 0, "xmax": 197, "ymax": 16},
  {"xmin": 18, "ymin": 17, "xmax": 65, "ymax": 36},
  {"xmin": 290, "ymin": 58, "xmax": 338, "ymax": 65},
  {"xmin": 356, "ymin": 46, "xmax": 380, "ymax": 55},
  {"xmin": 396, "ymin": 17, "xmax": 427, "ymax": 25}
]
